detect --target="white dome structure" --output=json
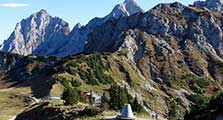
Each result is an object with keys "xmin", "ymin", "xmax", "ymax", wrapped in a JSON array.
[{"xmin": 117, "ymin": 104, "xmax": 136, "ymax": 120}]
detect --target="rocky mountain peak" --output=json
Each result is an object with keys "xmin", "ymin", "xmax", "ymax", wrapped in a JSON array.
[
  {"xmin": 0, "ymin": 0, "xmax": 144, "ymax": 57},
  {"xmin": 108, "ymin": 0, "xmax": 144, "ymax": 18},
  {"xmin": 57, "ymin": 0, "xmax": 144, "ymax": 56},
  {"xmin": 194, "ymin": 0, "xmax": 223, "ymax": 12},
  {"xmin": 123, "ymin": 0, "xmax": 139, "ymax": 6},
  {"xmin": 73, "ymin": 23, "xmax": 82, "ymax": 29},
  {"xmin": 38, "ymin": 9, "xmax": 48, "ymax": 14},
  {"xmin": 151, "ymin": 2, "xmax": 186, "ymax": 14},
  {"xmin": 31, "ymin": 9, "xmax": 50, "ymax": 20},
  {"xmin": 0, "ymin": 9, "xmax": 70, "ymax": 56}
]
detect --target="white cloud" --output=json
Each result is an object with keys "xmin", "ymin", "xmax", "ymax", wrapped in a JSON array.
[{"xmin": 0, "ymin": 3, "xmax": 30, "ymax": 8}]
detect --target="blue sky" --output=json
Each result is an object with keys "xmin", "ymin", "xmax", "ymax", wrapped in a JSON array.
[{"xmin": 0, "ymin": 0, "xmax": 197, "ymax": 43}]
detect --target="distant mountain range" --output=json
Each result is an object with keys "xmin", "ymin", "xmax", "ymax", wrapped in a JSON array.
[
  {"xmin": 0, "ymin": 0, "xmax": 143, "ymax": 56},
  {"xmin": 1, "ymin": 0, "xmax": 223, "ymax": 58}
]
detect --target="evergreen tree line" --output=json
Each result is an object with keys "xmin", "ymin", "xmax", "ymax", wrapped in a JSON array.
[
  {"xmin": 62, "ymin": 86, "xmax": 80, "ymax": 105},
  {"xmin": 101, "ymin": 84, "xmax": 145, "ymax": 113},
  {"xmin": 61, "ymin": 83, "xmax": 144, "ymax": 113},
  {"xmin": 77, "ymin": 52, "xmax": 114, "ymax": 85}
]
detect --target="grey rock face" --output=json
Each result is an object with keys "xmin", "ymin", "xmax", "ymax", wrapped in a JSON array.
[
  {"xmin": 56, "ymin": 0, "xmax": 144, "ymax": 56},
  {"xmin": 194, "ymin": 0, "xmax": 223, "ymax": 12},
  {"xmin": 1, "ymin": 0, "xmax": 144, "ymax": 56},
  {"xmin": 1, "ymin": 0, "xmax": 223, "ymax": 59},
  {"xmin": 1, "ymin": 9, "xmax": 70, "ymax": 56},
  {"xmin": 119, "ymin": 29, "xmax": 145, "ymax": 63},
  {"xmin": 83, "ymin": 2, "xmax": 223, "ymax": 58}
]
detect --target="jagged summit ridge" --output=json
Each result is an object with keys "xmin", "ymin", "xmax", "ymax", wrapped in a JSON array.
[
  {"xmin": 2, "ymin": 0, "xmax": 223, "ymax": 58},
  {"xmin": 194, "ymin": 0, "xmax": 223, "ymax": 11},
  {"xmin": 32, "ymin": 9, "xmax": 48, "ymax": 17},
  {"xmin": 56, "ymin": 0, "xmax": 144, "ymax": 56},
  {"xmin": 83, "ymin": 1, "xmax": 223, "ymax": 59},
  {"xmin": 0, "ymin": 0, "xmax": 144, "ymax": 56}
]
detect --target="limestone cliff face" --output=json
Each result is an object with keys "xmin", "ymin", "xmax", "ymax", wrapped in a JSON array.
[
  {"xmin": 57, "ymin": 0, "xmax": 144, "ymax": 56},
  {"xmin": 2, "ymin": 0, "xmax": 223, "ymax": 59},
  {"xmin": 84, "ymin": 2, "xmax": 223, "ymax": 59},
  {"xmin": 1, "ymin": 9, "xmax": 70, "ymax": 56},
  {"xmin": 0, "ymin": 0, "xmax": 143, "ymax": 56}
]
